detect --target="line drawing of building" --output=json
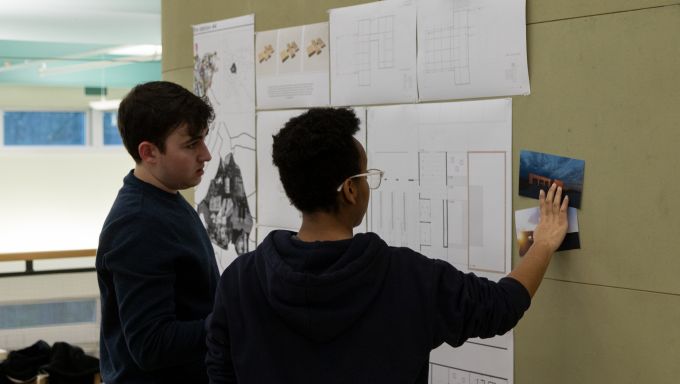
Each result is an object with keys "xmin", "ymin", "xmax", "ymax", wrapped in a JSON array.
[{"xmin": 422, "ymin": 7, "xmax": 471, "ymax": 85}]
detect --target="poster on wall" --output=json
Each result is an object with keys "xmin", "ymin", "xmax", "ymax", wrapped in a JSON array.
[
  {"xmin": 417, "ymin": 0, "xmax": 530, "ymax": 101},
  {"xmin": 329, "ymin": 0, "xmax": 417, "ymax": 106},
  {"xmin": 193, "ymin": 14, "xmax": 256, "ymax": 272},
  {"xmin": 367, "ymin": 99, "xmax": 515, "ymax": 383},
  {"xmin": 256, "ymin": 22, "xmax": 330, "ymax": 109}
]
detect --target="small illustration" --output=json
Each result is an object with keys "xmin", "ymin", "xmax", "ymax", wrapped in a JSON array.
[
  {"xmin": 193, "ymin": 49, "xmax": 219, "ymax": 98},
  {"xmin": 280, "ymin": 41, "xmax": 299, "ymax": 62},
  {"xmin": 519, "ymin": 150, "xmax": 585, "ymax": 208},
  {"xmin": 258, "ymin": 44, "xmax": 274, "ymax": 63},
  {"xmin": 197, "ymin": 153, "xmax": 254, "ymax": 255},
  {"xmin": 306, "ymin": 37, "xmax": 326, "ymax": 57}
]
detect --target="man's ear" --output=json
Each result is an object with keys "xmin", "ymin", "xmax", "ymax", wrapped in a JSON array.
[{"xmin": 138, "ymin": 141, "xmax": 159, "ymax": 164}]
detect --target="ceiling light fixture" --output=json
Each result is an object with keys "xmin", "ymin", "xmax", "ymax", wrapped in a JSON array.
[
  {"xmin": 89, "ymin": 98, "xmax": 121, "ymax": 111},
  {"xmin": 108, "ymin": 45, "xmax": 162, "ymax": 57}
]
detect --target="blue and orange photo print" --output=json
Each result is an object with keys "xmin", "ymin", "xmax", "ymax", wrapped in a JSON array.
[{"xmin": 518, "ymin": 150, "xmax": 585, "ymax": 208}]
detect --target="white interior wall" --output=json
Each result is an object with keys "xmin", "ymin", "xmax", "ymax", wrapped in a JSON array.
[{"xmin": 0, "ymin": 85, "xmax": 132, "ymax": 351}]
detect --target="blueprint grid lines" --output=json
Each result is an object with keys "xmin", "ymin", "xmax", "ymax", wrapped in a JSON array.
[{"xmin": 353, "ymin": 15, "xmax": 395, "ymax": 86}]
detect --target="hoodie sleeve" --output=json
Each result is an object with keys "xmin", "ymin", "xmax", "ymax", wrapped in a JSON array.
[
  {"xmin": 206, "ymin": 274, "xmax": 238, "ymax": 384},
  {"xmin": 431, "ymin": 259, "xmax": 531, "ymax": 348}
]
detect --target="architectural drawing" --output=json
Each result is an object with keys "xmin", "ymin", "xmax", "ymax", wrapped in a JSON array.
[
  {"xmin": 329, "ymin": 0, "xmax": 416, "ymax": 105},
  {"xmin": 351, "ymin": 15, "xmax": 395, "ymax": 86},
  {"xmin": 194, "ymin": 15, "xmax": 256, "ymax": 272},
  {"xmin": 421, "ymin": 7, "xmax": 471, "ymax": 85},
  {"xmin": 197, "ymin": 143, "xmax": 254, "ymax": 259},
  {"xmin": 417, "ymin": 0, "xmax": 530, "ymax": 101},
  {"xmin": 367, "ymin": 99, "xmax": 514, "ymax": 382},
  {"xmin": 430, "ymin": 363, "xmax": 508, "ymax": 384}
]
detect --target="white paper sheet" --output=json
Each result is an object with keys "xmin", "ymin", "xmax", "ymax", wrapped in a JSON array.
[
  {"xmin": 256, "ymin": 22, "xmax": 330, "ymax": 109},
  {"xmin": 329, "ymin": 0, "xmax": 417, "ymax": 106},
  {"xmin": 256, "ymin": 109, "xmax": 307, "ymax": 231},
  {"xmin": 366, "ymin": 99, "xmax": 514, "ymax": 382},
  {"xmin": 193, "ymin": 15, "xmax": 257, "ymax": 272},
  {"xmin": 417, "ymin": 0, "xmax": 530, "ymax": 101},
  {"xmin": 256, "ymin": 108, "xmax": 368, "ymax": 233}
]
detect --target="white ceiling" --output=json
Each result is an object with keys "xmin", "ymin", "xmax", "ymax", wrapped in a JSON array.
[
  {"xmin": 0, "ymin": 0, "xmax": 162, "ymax": 88},
  {"xmin": 0, "ymin": 0, "xmax": 160, "ymax": 45}
]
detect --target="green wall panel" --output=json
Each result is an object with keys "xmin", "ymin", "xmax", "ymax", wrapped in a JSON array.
[
  {"xmin": 515, "ymin": 278, "xmax": 680, "ymax": 383},
  {"xmin": 527, "ymin": 0, "xmax": 679, "ymax": 23},
  {"xmin": 513, "ymin": 5, "xmax": 680, "ymax": 295}
]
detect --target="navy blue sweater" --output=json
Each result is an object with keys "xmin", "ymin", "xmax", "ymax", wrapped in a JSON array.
[
  {"xmin": 96, "ymin": 171, "xmax": 219, "ymax": 383},
  {"xmin": 206, "ymin": 230, "xmax": 530, "ymax": 383}
]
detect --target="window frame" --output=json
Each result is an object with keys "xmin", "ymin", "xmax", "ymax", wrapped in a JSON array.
[{"xmin": 0, "ymin": 108, "xmax": 124, "ymax": 150}]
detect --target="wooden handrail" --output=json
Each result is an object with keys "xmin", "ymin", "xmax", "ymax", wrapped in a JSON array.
[{"xmin": 0, "ymin": 249, "xmax": 97, "ymax": 262}]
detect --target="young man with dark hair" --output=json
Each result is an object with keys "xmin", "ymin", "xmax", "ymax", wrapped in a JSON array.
[
  {"xmin": 97, "ymin": 81, "xmax": 219, "ymax": 383},
  {"xmin": 206, "ymin": 108, "xmax": 569, "ymax": 383}
]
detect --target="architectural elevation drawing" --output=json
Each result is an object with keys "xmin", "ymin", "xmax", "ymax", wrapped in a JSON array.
[
  {"xmin": 329, "ymin": 0, "xmax": 417, "ymax": 106},
  {"xmin": 366, "ymin": 99, "xmax": 515, "ymax": 382},
  {"xmin": 417, "ymin": 0, "xmax": 530, "ymax": 101},
  {"xmin": 193, "ymin": 15, "xmax": 256, "ymax": 272}
]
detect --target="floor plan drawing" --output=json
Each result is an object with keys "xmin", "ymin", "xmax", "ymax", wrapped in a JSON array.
[
  {"xmin": 366, "ymin": 99, "xmax": 514, "ymax": 382},
  {"xmin": 354, "ymin": 15, "xmax": 395, "ymax": 86},
  {"xmin": 367, "ymin": 102, "xmax": 510, "ymax": 275},
  {"xmin": 421, "ymin": 7, "xmax": 471, "ymax": 86},
  {"xmin": 330, "ymin": 0, "xmax": 416, "ymax": 105},
  {"xmin": 417, "ymin": 0, "xmax": 529, "ymax": 101}
]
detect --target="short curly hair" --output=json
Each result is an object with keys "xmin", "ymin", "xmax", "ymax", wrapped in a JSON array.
[{"xmin": 272, "ymin": 108, "xmax": 361, "ymax": 213}]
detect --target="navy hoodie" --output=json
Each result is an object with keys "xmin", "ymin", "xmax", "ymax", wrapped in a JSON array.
[{"xmin": 206, "ymin": 230, "xmax": 530, "ymax": 384}]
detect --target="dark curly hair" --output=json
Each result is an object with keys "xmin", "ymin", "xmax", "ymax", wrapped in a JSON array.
[
  {"xmin": 272, "ymin": 108, "xmax": 361, "ymax": 213},
  {"xmin": 118, "ymin": 81, "xmax": 214, "ymax": 163}
]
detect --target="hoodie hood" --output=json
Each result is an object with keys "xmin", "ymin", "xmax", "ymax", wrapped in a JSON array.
[{"xmin": 254, "ymin": 230, "xmax": 390, "ymax": 343}]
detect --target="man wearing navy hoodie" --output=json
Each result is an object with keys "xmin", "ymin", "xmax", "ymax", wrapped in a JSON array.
[{"xmin": 206, "ymin": 108, "xmax": 568, "ymax": 383}]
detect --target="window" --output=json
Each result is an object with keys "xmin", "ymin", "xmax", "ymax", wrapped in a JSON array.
[
  {"xmin": 0, "ymin": 108, "xmax": 131, "ymax": 256},
  {"xmin": 0, "ymin": 109, "xmax": 124, "ymax": 147},
  {"xmin": 3, "ymin": 111, "xmax": 86, "ymax": 146},
  {"xmin": 103, "ymin": 111, "xmax": 123, "ymax": 145}
]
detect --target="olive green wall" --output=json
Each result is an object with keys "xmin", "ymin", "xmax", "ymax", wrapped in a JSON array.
[{"xmin": 162, "ymin": 1, "xmax": 680, "ymax": 382}]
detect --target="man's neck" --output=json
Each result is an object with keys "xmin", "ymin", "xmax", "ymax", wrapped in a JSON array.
[
  {"xmin": 133, "ymin": 165, "xmax": 176, "ymax": 194},
  {"xmin": 297, "ymin": 211, "xmax": 353, "ymax": 242}
]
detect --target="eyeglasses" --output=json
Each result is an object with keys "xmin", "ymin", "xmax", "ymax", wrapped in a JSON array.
[{"xmin": 336, "ymin": 169, "xmax": 384, "ymax": 192}]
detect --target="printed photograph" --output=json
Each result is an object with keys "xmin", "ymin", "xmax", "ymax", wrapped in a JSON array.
[
  {"xmin": 518, "ymin": 150, "xmax": 585, "ymax": 208},
  {"xmin": 515, "ymin": 207, "xmax": 580, "ymax": 256}
]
